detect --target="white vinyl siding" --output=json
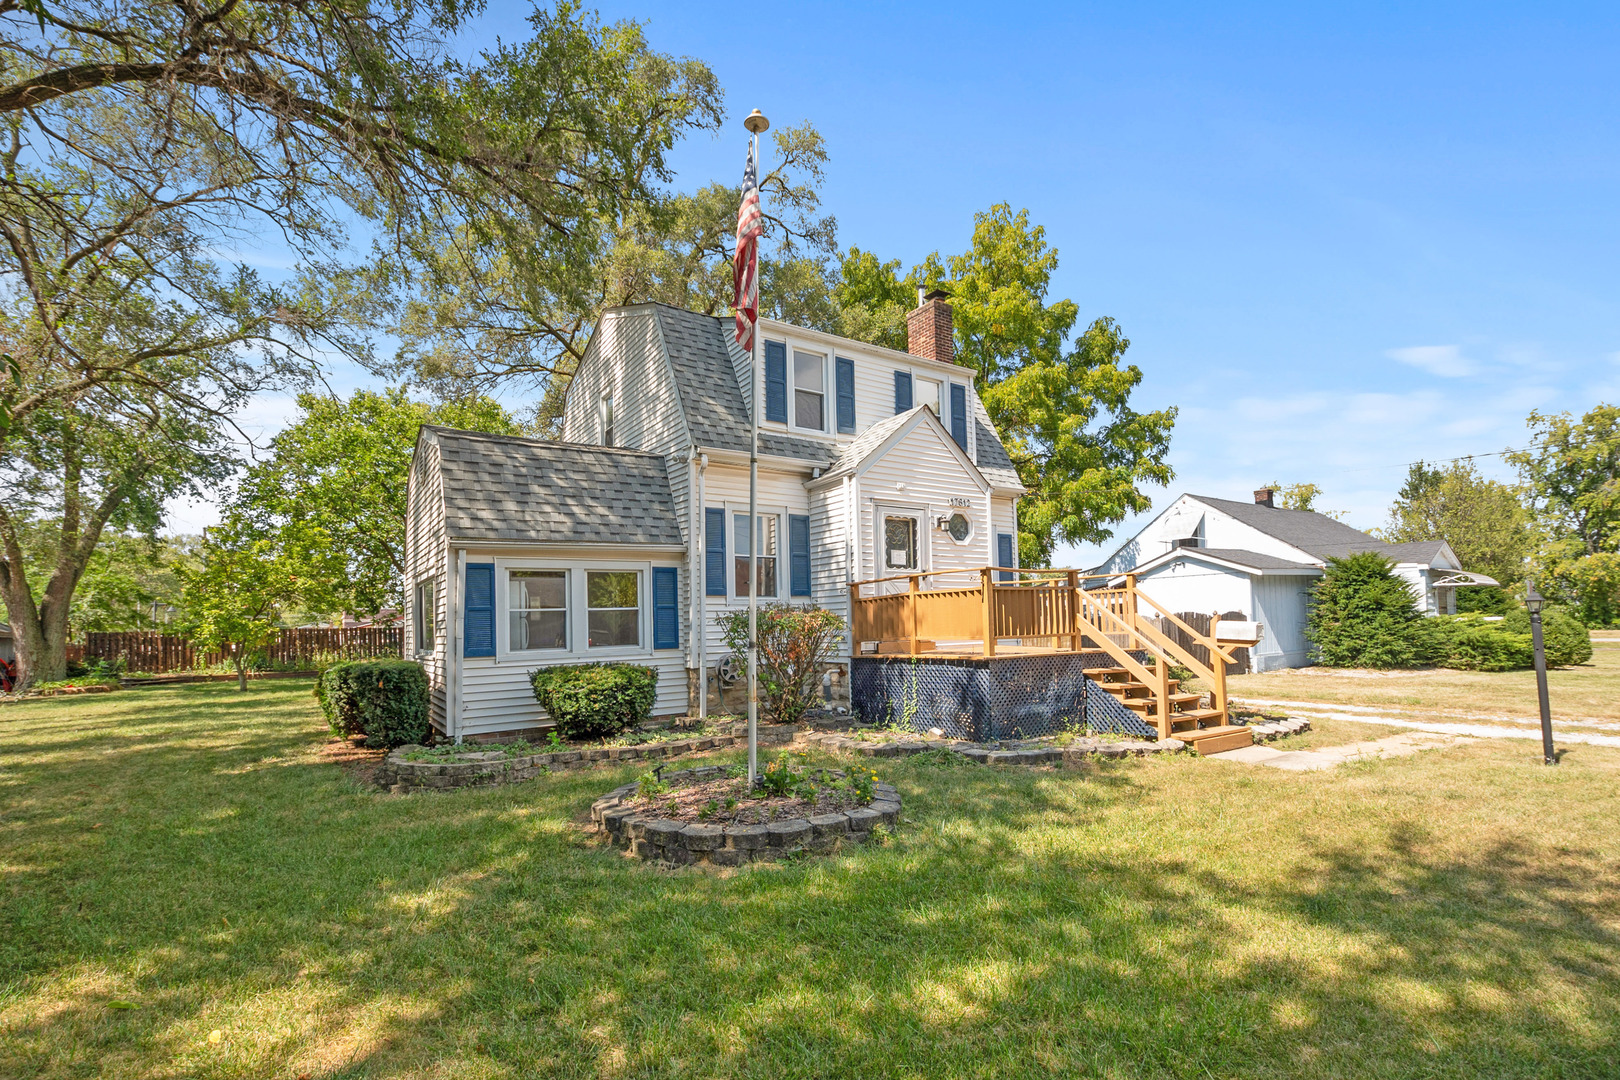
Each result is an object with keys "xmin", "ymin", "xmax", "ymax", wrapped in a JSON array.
[
  {"xmin": 404, "ymin": 433, "xmax": 448, "ymax": 729},
  {"xmin": 560, "ymin": 308, "xmax": 688, "ymax": 456},
  {"xmin": 853, "ymin": 420, "xmax": 991, "ymax": 583},
  {"xmin": 1251, "ymin": 573, "xmax": 1314, "ymax": 672}
]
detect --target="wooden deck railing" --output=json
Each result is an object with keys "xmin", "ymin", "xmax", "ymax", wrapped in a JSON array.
[{"xmin": 849, "ymin": 568, "xmax": 1245, "ymax": 737}]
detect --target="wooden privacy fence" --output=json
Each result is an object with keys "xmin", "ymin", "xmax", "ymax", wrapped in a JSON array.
[
  {"xmin": 1148, "ymin": 612, "xmax": 1253, "ymax": 676},
  {"xmin": 84, "ymin": 627, "xmax": 402, "ymax": 673}
]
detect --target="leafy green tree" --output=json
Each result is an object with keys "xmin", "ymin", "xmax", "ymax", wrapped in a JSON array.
[
  {"xmin": 180, "ymin": 519, "xmax": 308, "ymax": 691},
  {"xmin": 869, "ymin": 205, "xmax": 1176, "ymax": 565},
  {"xmin": 832, "ymin": 247, "xmax": 916, "ymax": 352},
  {"xmin": 224, "ymin": 389, "xmax": 521, "ymax": 618},
  {"xmin": 1307, "ymin": 551, "xmax": 1435, "ymax": 668},
  {"xmin": 16, "ymin": 521, "xmax": 196, "ymax": 634},
  {"xmin": 1380, "ymin": 459, "xmax": 1529, "ymax": 612},
  {"xmin": 1505, "ymin": 405, "xmax": 1620, "ymax": 624},
  {"xmin": 1263, "ymin": 482, "xmax": 1346, "ymax": 518}
]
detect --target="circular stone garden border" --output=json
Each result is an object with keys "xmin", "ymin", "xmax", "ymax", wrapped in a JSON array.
[{"xmin": 591, "ymin": 765, "xmax": 901, "ymax": 867}]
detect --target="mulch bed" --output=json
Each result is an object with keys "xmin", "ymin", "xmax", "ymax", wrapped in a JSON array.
[
  {"xmin": 319, "ymin": 735, "xmax": 388, "ymax": 785},
  {"xmin": 632, "ymin": 772, "xmax": 871, "ymax": 826}
]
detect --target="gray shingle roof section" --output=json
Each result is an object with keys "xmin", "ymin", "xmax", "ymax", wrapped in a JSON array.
[
  {"xmin": 431, "ymin": 428, "xmax": 683, "ymax": 545},
  {"xmin": 974, "ymin": 418, "xmax": 1023, "ymax": 490},
  {"xmin": 1193, "ymin": 495, "xmax": 1451, "ymax": 565},
  {"xmin": 820, "ymin": 408, "xmax": 921, "ymax": 481},
  {"xmin": 1179, "ymin": 548, "xmax": 1323, "ymax": 572},
  {"xmin": 651, "ymin": 306, "xmax": 753, "ymax": 451}
]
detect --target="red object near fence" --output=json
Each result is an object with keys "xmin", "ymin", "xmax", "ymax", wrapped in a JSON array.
[{"xmin": 82, "ymin": 627, "xmax": 403, "ymax": 674}]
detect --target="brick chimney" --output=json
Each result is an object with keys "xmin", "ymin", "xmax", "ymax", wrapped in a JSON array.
[
  {"xmin": 907, "ymin": 288, "xmax": 954, "ymax": 365},
  {"xmin": 1253, "ymin": 487, "xmax": 1275, "ymax": 508}
]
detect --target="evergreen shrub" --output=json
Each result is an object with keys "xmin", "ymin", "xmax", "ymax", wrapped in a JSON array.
[
  {"xmin": 530, "ymin": 663, "xmax": 658, "ymax": 740},
  {"xmin": 1503, "ymin": 607, "xmax": 1594, "ymax": 667},
  {"xmin": 317, "ymin": 660, "xmax": 430, "ymax": 747},
  {"xmin": 1307, "ymin": 552, "xmax": 1437, "ymax": 668},
  {"xmin": 1426, "ymin": 617, "xmax": 1533, "ymax": 671}
]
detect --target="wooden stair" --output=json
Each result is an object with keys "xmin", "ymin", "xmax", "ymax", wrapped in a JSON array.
[{"xmin": 1090, "ymin": 668, "xmax": 1253, "ymax": 755}]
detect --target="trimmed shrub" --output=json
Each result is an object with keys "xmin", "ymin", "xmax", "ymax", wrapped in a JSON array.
[
  {"xmin": 1503, "ymin": 607, "xmax": 1594, "ymax": 667},
  {"xmin": 1426, "ymin": 617, "xmax": 1534, "ymax": 671},
  {"xmin": 530, "ymin": 663, "xmax": 658, "ymax": 740},
  {"xmin": 318, "ymin": 660, "xmax": 430, "ymax": 748},
  {"xmin": 1307, "ymin": 552, "xmax": 1437, "ymax": 668}
]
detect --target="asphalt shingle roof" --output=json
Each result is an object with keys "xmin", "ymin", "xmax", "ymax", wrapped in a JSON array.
[
  {"xmin": 1191, "ymin": 495, "xmax": 1452, "ymax": 566},
  {"xmin": 1176, "ymin": 547, "xmax": 1323, "ymax": 572},
  {"xmin": 431, "ymin": 428, "xmax": 683, "ymax": 546}
]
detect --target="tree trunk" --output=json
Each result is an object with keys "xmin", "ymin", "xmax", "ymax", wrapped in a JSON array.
[
  {"xmin": 0, "ymin": 579, "xmax": 67, "ymax": 688},
  {"xmin": 233, "ymin": 652, "xmax": 247, "ymax": 691}
]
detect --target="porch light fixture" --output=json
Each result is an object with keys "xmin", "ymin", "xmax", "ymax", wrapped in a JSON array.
[{"xmin": 1525, "ymin": 581, "xmax": 1555, "ymax": 765}]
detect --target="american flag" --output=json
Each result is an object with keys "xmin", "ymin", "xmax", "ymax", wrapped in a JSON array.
[{"xmin": 733, "ymin": 138, "xmax": 763, "ymax": 349}]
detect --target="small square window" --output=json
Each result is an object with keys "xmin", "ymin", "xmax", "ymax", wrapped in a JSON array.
[
  {"xmin": 587, "ymin": 571, "xmax": 639, "ymax": 648},
  {"xmin": 510, "ymin": 570, "xmax": 567, "ymax": 651}
]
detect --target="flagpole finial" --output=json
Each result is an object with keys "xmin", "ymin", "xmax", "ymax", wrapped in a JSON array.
[{"xmin": 743, "ymin": 109, "xmax": 770, "ymax": 134}]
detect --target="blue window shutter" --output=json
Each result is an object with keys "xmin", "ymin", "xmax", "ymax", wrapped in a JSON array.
[
  {"xmin": 836, "ymin": 357, "xmax": 856, "ymax": 433},
  {"xmin": 765, "ymin": 340, "xmax": 788, "ymax": 423},
  {"xmin": 653, "ymin": 567, "xmax": 679, "ymax": 649},
  {"xmin": 464, "ymin": 563, "xmax": 495, "ymax": 657},
  {"xmin": 893, "ymin": 370, "xmax": 913, "ymax": 413},
  {"xmin": 789, "ymin": 514, "xmax": 811, "ymax": 597},
  {"xmin": 997, "ymin": 534, "xmax": 1015, "ymax": 583},
  {"xmin": 705, "ymin": 508, "xmax": 727, "ymax": 596},
  {"xmin": 950, "ymin": 383, "xmax": 968, "ymax": 450}
]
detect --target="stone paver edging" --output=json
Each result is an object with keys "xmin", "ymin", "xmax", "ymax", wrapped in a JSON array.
[
  {"xmin": 1244, "ymin": 718, "xmax": 1312, "ymax": 742},
  {"xmin": 380, "ymin": 725, "xmax": 795, "ymax": 792},
  {"xmin": 591, "ymin": 765, "xmax": 900, "ymax": 867},
  {"xmin": 801, "ymin": 730, "xmax": 1186, "ymax": 765}
]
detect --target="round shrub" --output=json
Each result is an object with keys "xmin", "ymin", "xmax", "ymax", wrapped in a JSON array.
[
  {"xmin": 1426, "ymin": 617, "xmax": 1533, "ymax": 671},
  {"xmin": 1503, "ymin": 607, "xmax": 1594, "ymax": 667},
  {"xmin": 530, "ymin": 663, "xmax": 658, "ymax": 740}
]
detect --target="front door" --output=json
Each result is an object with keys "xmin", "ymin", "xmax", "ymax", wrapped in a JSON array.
[{"xmin": 875, "ymin": 504, "xmax": 927, "ymax": 581}]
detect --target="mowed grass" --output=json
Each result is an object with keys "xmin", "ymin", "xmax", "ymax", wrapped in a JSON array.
[
  {"xmin": 1228, "ymin": 636, "xmax": 1620, "ymax": 722},
  {"xmin": 2, "ymin": 683, "xmax": 1619, "ymax": 1078}
]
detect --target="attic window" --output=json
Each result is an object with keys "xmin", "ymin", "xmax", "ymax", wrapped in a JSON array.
[{"xmin": 599, "ymin": 393, "xmax": 615, "ymax": 446}]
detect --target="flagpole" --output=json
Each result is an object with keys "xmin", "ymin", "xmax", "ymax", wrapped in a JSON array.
[{"xmin": 743, "ymin": 111, "xmax": 768, "ymax": 787}]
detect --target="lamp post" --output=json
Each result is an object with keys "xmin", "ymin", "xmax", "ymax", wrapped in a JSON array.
[{"xmin": 1525, "ymin": 582, "xmax": 1556, "ymax": 765}]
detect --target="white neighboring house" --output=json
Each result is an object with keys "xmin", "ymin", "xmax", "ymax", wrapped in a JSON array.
[
  {"xmin": 1092, "ymin": 488, "xmax": 1497, "ymax": 672},
  {"xmin": 404, "ymin": 294, "xmax": 1026, "ymax": 740}
]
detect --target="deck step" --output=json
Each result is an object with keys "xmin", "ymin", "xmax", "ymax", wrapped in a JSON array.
[
  {"xmin": 1175, "ymin": 725, "xmax": 1253, "ymax": 755},
  {"xmin": 1168, "ymin": 708, "xmax": 1225, "ymax": 726},
  {"xmin": 1119, "ymin": 692, "xmax": 1202, "ymax": 715}
]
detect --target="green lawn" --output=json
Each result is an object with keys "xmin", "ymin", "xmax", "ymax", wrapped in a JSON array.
[{"xmin": 2, "ymin": 682, "xmax": 1618, "ymax": 1079}]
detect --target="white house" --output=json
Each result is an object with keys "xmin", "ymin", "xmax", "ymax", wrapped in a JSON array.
[
  {"xmin": 405, "ymin": 294, "xmax": 1026, "ymax": 740},
  {"xmin": 1092, "ymin": 489, "xmax": 1497, "ymax": 672}
]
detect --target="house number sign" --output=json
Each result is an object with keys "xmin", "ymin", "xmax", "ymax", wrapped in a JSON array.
[{"xmin": 947, "ymin": 497, "xmax": 972, "ymax": 507}]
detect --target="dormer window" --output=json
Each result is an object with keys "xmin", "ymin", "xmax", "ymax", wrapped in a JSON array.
[{"xmin": 794, "ymin": 350, "xmax": 825, "ymax": 430}]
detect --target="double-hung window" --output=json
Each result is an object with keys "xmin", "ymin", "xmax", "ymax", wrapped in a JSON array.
[
  {"xmin": 733, "ymin": 513, "xmax": 779, "ymax": 597},
  {"xmin": 413, "ymin": 579, "xmax": 435, "ymax": 654},
  {"xmin": 793, "ymin": 350, "xmax": 826, "ymax": 430},
  {"xmin": 510, "ymin": 570, "xmax": 567, "ymax": 651},
  {"xmin": 587, "ymin": 571, "xmax": 640, "ymax": 648}
]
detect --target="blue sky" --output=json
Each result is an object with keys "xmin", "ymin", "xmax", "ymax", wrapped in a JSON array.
[{"xmin": 176, "ymin": 2, "xmax": 1620, "ymax": 567}]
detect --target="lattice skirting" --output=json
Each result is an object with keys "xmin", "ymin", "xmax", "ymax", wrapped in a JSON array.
[{"xmin": 849, "ymin": 652, "xmax": 1157, "ymax": 742}]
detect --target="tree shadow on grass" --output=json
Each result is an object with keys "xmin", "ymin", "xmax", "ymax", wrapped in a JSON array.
[{"xmin": 3, "ymin": 696, "xmax": 1619, "ymax": 1078}]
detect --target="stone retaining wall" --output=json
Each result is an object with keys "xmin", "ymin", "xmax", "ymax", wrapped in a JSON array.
[
  {"xmin": 379, "ymin": 725, "xmax": 797, "ymax": 792},
  {"xmin": 801, "ymin": 730, "xmax": 1187, "ymax": 766},
  {"xmin": 591, "ymin": 766, "xmax": 901, "ymax": 867}
]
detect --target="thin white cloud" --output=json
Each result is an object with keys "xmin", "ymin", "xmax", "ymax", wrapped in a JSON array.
[{"xmin": 1386, "ymin": 344, "xmax": 1476, "ymax": 377}]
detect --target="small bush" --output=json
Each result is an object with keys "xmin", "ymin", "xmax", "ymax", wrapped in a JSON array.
[
  {"xmin": 1503, "ymin": 607, "xmax": 1594, "ymax": 667},
  {"xmin": 1426, "ymin": 617, "xmax": 1533, "ymax": 671},
  {"xmin": 717, "ymin": 604, "xmax": 845, "ymax": 725},
  {"xmin": 529, "ymin": 663, "xmax": 657, "ymax": 740},
  {"xmin": 318, "ymin": 660, "xmax": 430, "ymax": 748}
]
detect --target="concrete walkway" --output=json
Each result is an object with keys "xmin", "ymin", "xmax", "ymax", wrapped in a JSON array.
[
  {"xmin": 1206, "ymin": 731, "xmax": 1458, "ymax": 771},
  {"xmin": 1232, "ymin": 697, "xmax": 1620, "ymax": 749}
]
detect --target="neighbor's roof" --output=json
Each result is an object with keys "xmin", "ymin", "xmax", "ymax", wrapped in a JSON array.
[
  {"xmin": 1133, "ymin": 546, "xmax": 1323, "ymax": 577},
  {"xmin": 429, "ymin": 427, "xmax": 683, "ymax": 546},
  {"xmin": 1191, "ymin": 496, "xmax": 1453, "ymax": 566}
]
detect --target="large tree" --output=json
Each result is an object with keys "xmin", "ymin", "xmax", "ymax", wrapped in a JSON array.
[
  {"xmin": 221, "ymin": 389, "xmax": 521, "ymax": 618},
  {"xmin": 1506, "ymin": 405, "xmax": 1620, "ymax": 624},
  {"xmin": 0, "ymin": 0, "xmax": 721, "ymax": 686},
  {"xmin": 837, "ymin": 205, "xmax": 1177, "ymax": 565},
  {"xmin": 1381, "ymin": 460, "xmax": 1530, "ymax": 596}
]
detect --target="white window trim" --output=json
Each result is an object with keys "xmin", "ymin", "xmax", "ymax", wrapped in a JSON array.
[
  {"xmin": 725, "ymin": 504, "xmax": 786, "ymax": 601},
  {"xmin": 873, "ymin": 501, "xmax": 930, "ymax": 575},
  {"xmin": 494, "ymin": 557, "xmax": 656, "ymax": 662},
  {"xmin": 413, "ymin": 578, "xmax": 437, "ymax": 656},
  {"xmin": 791, "ymin": 346, "xmax": 829, "ymax": 435}
]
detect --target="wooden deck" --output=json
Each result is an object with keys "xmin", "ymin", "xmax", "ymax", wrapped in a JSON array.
[{"xmin": 850, "ymin": 567, "xmax": 1256, "ymax": 747}]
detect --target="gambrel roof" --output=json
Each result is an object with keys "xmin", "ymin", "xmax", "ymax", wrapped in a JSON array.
[{"xmin": 426, "ymin": 427, "xmax": 683, "ymax": 546}]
